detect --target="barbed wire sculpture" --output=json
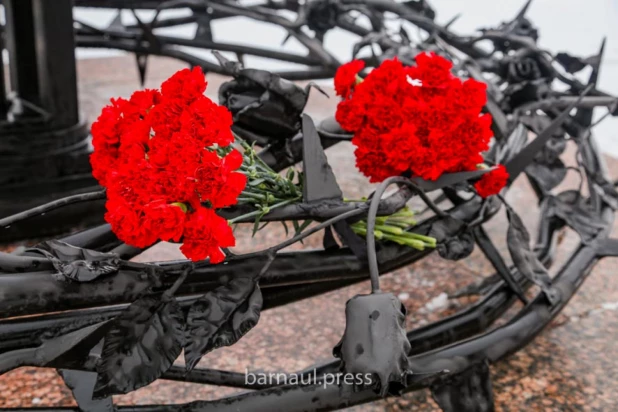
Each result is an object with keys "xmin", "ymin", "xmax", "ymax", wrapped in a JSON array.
[{"xmin": 1, "ymin": 1, "xmax": 618, "ymax": 411}]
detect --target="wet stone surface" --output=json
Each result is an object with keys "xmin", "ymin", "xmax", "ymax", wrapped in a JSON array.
[{"xmin": 0, "ymin": 56, "xmax": 617, "ymax": 411}]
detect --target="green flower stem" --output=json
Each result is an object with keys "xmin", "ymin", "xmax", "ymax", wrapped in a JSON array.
[
  {"xmin": 382, "ymin": 234, "xmax": 427, "ymax": 250},
  {"xmin": 384, "ymin": 217, "xmax": 418, "ymax": 225},
  {"xmin": 228, "ymin": 197, "xmax": 301, "ymax": 224},
  {"xmin": 349, "ymin": 204, "xmax": 436, "ymax": 250},
  {"xmin": 389, "ymin": 209, "xmax": 415, "ymax": 217},
  {"xmin": 351, "ymin": 226, "xmax": 384, "ymax": 240},
  {"xmin": 383, "ymin": 219, "xmax": 418, "ymax": 228},
  {"xmin": 374, "ymin": 224, "xmax": 403, "ymax": 236},
  {"xmin": 229, "ymin": 135, "xmax": 435, "ymax": 250},
  {"xmin": 240, "ymin": 191, "xmax": 286, "ymax": 203},
  {"xmin": 236, "ymin": 197, "xmax": 260, "ymax": 204},
  {"xmin": 386, "ymin": 215, "xmax": 417, "ymax": 222},
  {"xmin": 240, "ymin": 191, "xmax": 267, "ymax": 200},
  {"xmin": 397, "ymin": 231, "xmax": 437, "ymax": 246},
  {"xmin": 234, "ymin": 134, "xmax": 302, "ymax": 208},
  {"xmin": 351, "ymin": 224, "xmax": 433, "ymax": 249},
  {"xmin": 228, "ymin": 210, "xmax": 263, "ymax": 224}
]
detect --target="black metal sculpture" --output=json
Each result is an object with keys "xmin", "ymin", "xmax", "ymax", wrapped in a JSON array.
[{"xmin": 1, "ymin": 0, "xmax": 618, "ymax": 411}]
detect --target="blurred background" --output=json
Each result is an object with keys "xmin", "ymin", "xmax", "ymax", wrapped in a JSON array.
[{"xmin": 69, "ymin": 0, "xmax": 618, "ymax": 154}]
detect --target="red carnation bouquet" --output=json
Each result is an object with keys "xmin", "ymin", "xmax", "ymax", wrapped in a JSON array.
[
  {"xmin": 91, "ymin": 67, "xmax": 302, "ymax": 263},
  {"xmin": 91, "ymin": 65, "xmax": 441, "ymax": 263},
  {"xmin": 334, "ymin": 52, "xmax": 508, "ymax": 197}
]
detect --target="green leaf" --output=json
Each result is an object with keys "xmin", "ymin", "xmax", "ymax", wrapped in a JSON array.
[
  {"xmin": 294, "ymin": 220, "xmax": 313, "ymax": 236},
  {"xmin": 249, "ymin": 178, "xmax": 266, "ymax": 187},
  {"xmin": 294, "ymin": 220, "xmax": 313, "ymax": 244},
  {"xmin": 252, "ymin": 215, "xmax": 263, "ymax": 238}
]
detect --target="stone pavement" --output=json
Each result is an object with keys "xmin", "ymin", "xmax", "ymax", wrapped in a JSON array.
[{"xmin": 0, "ymin": 55, "xmax": 616, "ymax": 411}]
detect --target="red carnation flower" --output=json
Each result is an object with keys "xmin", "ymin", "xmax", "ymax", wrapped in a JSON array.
[
  {"xmin": 104, "ymin": 195, "xmax": 158, "ymax": 248},
  {"xmin": 143, "ymin": 200, "xmax": 186, "ymax": 242},
  {"xmin": 335, "ymin": 98, "xmax": 365, "ymax": 132},
  {"xmin": 474, "ymin": 165, "xmax": 509, "ymax": 198},
  {"xmin": 91, "ymin": 98, "xmax": 127, "ymax": 149},
  {"xmin": 91, "ymin": 66, "xmax": 246, "ymax": 263},
  {"xmin": 408, "ymin": 51, "xmax": 454, "ymax": 88},
  {"xmin": 161, "ymin": 66, "xmax": 207, "ymax": 102},
  {"xmin": 334, "ymin": 60, "xmax": 365, "ymax": 98},
  {"xmin": 124, "ymin": 89, "xmax": 161, "ymax": 121},
  {"xmin": 180, "ymin": 97, "xmax": 234, "ymax": 147},
  {"xmin": 147, "ymin": 99, "xmax": 184, "ymax": 140},
  {"xmin": 195, "ymin": 149, "xmax": 247, "ymax": 209},
  {"xmin": 335, "ymin": 52, "xmax": 495, "ymax": 183},
  {"xmin": 180, "ymin": 207, "xmax": 235, "ymax": 263}
]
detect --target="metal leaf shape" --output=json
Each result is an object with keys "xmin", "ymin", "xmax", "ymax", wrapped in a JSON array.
[
  {"xmin": 555, "ymin": 52, "xmax": 588, "ymax": 74},
  {"xmin": 208, "ymin": 285, "xmax": 263, "ymax": 350},
  {"xmin": 215, "ymin": 52, "xmax": 310, "ymax": 142},
  {"xmin": 94, "ymin": 297, "xmax": 184, "ymax": 397},
  {"xmin": 430, "ymin": 216, "xmax": 475, "ymax": 261},
  {"xmin": 429, "ymin": 215, "xmax": 466, "ymax": 242},
  {"xmin": 437, "ymin": 230, "xmax": 475, "ymax": 261},
  {"xmin": 545, "ymin": 191, "xmax": 606, "ymax": 244},
  {"xmin": 430, "ymin": 361, "xmax": 495, "ymax": 412},
  {"xmin": 184, "ymin": 275, "xmax": 259, "ymax": 371},
  {"xmin": 506, "ymin": 207, "xmax": 559, "ymax": 304},
  {"xmin": 491, "ymin": 123, "xmax": 528, "ymax": 165},
  {"xmin": 526, "ymin": 157, "xmax": 567, "ymax": 192},
  {"xmin": 28, "ymin": 240, "xmax": 120, "ymax": 282},
  {"xmin": 333, "ymin": 292, "xmax": 411, "ymax": 397}
]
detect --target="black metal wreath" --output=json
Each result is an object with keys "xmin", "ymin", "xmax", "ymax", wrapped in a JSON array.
[{"xmin": 1, "ymin": 1, "xmax": 618, "ymax": 411}]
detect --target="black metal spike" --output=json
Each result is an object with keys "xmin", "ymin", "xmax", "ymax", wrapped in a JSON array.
[
  {"xmin": 194, "ymin": 13, "xmax": 214, "ymax": 43},
  {"xmin": 107, "ymin": 10, "xmax": 124, "ymax": 31},
  {"xmin": 444, "ymin": 13, "xmax": 462, "ymax": 30},
  {"xmin": 301, "ymin": 114, "xmax": 343, "ymax": 202},
  {"xmin": 135, "ymin": 53, "xmax": 148, "ymax": 88},
  {"xmin": 575, "ymin": 37, "xmax": 605, "ymax": 127},
  {"xmin": 588, "ymin": 37, "xmax": 606, "ymax": 87},
  {"xmin": 130, "ymin": 8, "xmax": 160, "ymax": 51},
  {"xmin": 513, "ymin": 0, "xmax": 533, "ymax": 24},
  {"xmin": 281, "ymin": 33, "xmax": 293, "ymax": 47}
]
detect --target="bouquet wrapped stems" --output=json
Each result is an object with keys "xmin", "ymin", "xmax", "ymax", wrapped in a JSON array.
[
  {"xmin": 230, "ymin": 139, "xmax": 436, "ymax": 249},
  {"xmin": 229, "ymin": 139, "xmax": 302, "ymax": 228},
  {"xmin": 350, "ymin": 207, "xmax": 436, "ymax": 251}
]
